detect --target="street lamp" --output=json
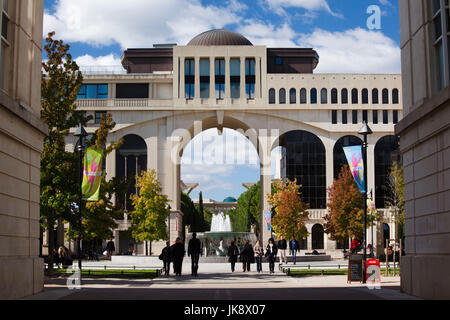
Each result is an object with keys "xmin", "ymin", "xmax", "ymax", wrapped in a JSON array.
[
  {"xmin": 74, "ymin": 123, "xmax": 87, "ymax": 275},
  {"xmin": 358, "ymin": 121, "xmax": 372, "ymax": 284}
]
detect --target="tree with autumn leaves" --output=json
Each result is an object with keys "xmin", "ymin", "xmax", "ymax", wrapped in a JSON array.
[
  {"xmin": 324, "ymin": 165, "xmax": 365, "ymax": 243},
  {"xmin": 266, "ymin": 179, "xmax": 309, "ymax": 240}
]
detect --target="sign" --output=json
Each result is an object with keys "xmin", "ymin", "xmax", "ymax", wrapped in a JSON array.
[
  {"xmin": 82, "ymin": 148, "xmax": 103, "ymax": 202},
  {"xmin": 343, "ymin": 145, "xmax": 366, "ymax": 194},
  {"xmin": 348, "ymin": 254, "xmax": 363, "ymax": 283},
  {"xmin": 264, "ymin": 212, "xmax": 272, "ymax": 231},
  {"xmin": 366, "ymin": 258, "xmax": 381, "ymax": 284},
  {"xmin": 367, "ymin": 198, "xmax": 376, "ymax": 214}
]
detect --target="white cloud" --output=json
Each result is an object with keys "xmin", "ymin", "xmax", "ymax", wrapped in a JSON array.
[
  {"xmin": 297, "ymin": 28, "xmax": 401, "ymax": 73},
  {"xmin": 44, "ymin": 0, "xmax": 243, "ymax": 49},
  {"xmin": 265, "ymin": 0, "xmax": 342, "ymax": 18},
  {"xmin": 238, "ymin": 22, "xmax": 298, "ymax": 47}
]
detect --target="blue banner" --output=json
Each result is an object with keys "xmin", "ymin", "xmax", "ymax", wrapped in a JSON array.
[{"xmin": 343, "ymin": 145, "xmax": 366, "ymax": 194}]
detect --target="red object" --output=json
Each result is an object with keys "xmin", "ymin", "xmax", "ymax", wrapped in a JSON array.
[{"xmin": 366, "ymin": 258, "xmax": 381, "ymax": 283}]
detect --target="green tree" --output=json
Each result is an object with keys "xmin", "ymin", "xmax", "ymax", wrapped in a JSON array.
[
  {"xmin": 385, "ymin": 161, "xmax": 405, "ymax": 242},
  {"xmin": 129, "ymin": 170, "xmax": 170, "ymax": 242},
  {"xmin": 40, "ymin": 32, "xmax": 87, "ymax": 274},
  {"xmin": 266, "ymin": 179, "xmax": 309, "ymax": 240}
]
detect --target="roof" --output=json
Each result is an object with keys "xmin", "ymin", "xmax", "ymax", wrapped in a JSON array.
[
  {"xmin": 223, "ymin": 197, "xmax": 237, "ymax": 203},
  {"xmin": 187, "ymin": 29, "xmax": 253, "ymax": 46}
]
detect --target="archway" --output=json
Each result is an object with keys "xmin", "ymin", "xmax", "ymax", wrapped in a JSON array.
[
  {"xmin": 375, "ymin": 135, "xmax": 400, "ymax": 208},
  {"xmin": 312, "ymin": 224, "xmax": 324, "ymax": 249}
]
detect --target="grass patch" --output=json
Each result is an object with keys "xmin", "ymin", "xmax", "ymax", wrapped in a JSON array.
[{"xmin": 49, "ymin": 269, "xmax": 160, "ymax": 279}]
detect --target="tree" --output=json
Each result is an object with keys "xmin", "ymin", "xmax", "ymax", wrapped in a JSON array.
[
  {"xmin": 266, "ymin": 179, "xmax": 309, "ymax": 240},
  {"xmin": 236, "ymin": 182, "xmax": 260, "ymax": 234},
  {"xmin": 40, "ymin": 32, "xmax": 87, "ymax": 274},
  {"xmin": 129, "ymin": 170, "xmax": 170, "ymax": 242},
  {"xmin": 324, "ymin": 165, "xmax": 365, "ymax": 242},
  {"xmin": 385, "ymin": 161, "xmax": 405, "ymax": 242}
]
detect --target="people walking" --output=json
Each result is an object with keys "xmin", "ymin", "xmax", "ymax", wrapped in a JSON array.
[
  {"xmin": 227, "ymin": 240, "xmax": 239, "ymax": 272},
  {"xmin": 160, "ymin": 241, "xmax": 172, "ymax": 276},
  {"xmin": 266, "ymin": 238, "xmax": 278, "ymax": 273},
  {"xmin": 106, "ymin": 239, "xmax": 115, "ymax": 260},
  {"xmin": 290, "ymin": 237, "xmax": 300, "ymax": 265},
  {"xmin": 188, "ymin": 233, "xmax": 201, "ymax": 277},
  {"xmin": 171, "ymin": 237, "xmax": 185, "ymax": 277},
  {"xmin": 277, "ymin": 235, "xmax": 288, "ymax": 265},
  {"xmin": 239, "ymin": 239, "xmax": 255, "ymax": 272},
  {"xmin": 254, "ymin": 240, "xmax": 264, "ymax": 273}
]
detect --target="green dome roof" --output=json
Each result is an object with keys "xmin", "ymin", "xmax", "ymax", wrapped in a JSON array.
[{"xmin": 223, "ymin": 197, "xmax": 237, "ymax": 203}]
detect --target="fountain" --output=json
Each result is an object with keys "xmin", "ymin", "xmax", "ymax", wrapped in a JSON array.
[{"xmin": 185, "ymin": 212, "xmax": 257, "ymax": 259}]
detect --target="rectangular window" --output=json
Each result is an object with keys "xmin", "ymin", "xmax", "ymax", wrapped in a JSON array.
[
  {"xmin": 78, "ymin": 84, "xmax": 109, "ymax": 99},
  {"xmin": 362, "ymin": 110, "xmax": 368, "ymax": 123},
  {"xmin": 332, "ymin": 110, "xmax": 337, "ymax": 124},
  {"xmin": 116, "ymin": 83, "xmax": 148, "ymax": 99},
  {"xmin": 0, "ymin": 0, "xmax": 9, "ymax": 89},
  {"xmin": 393, "ymin": 110, "xmax": 399, "ymax": 124},
  {"xmin": 215, "ymin": 59, "xmax": 225, "ymax": 99},
  {"xmin": 95, "ymin": 111, "xmax": 107, "ymax": 124},
  {"xmin": 245, "ymin": 58, "xmax": 256, "ymax": 100},
  {"xmin": 373, "ymin": 110, "xmax": 379, "ymax": 124},
  {"xmin": 383, "ymin": 110, "xmax": 389, "ymax": 124},
  {"xmin": 185, "ymin": 59, "xmax": 195, "ymax": 99},
  {"xmin": 275, "ymin": 57, "xmax": 283, "ymax": 65},
  {"xmin": 200, "ymin": 58, "xmax": 210, "ymax": 99},
  {"xmin": 352, "ymin": 110, "xmax": 358, "ymax": 124},
  {"xmin": 342, "ymin": 110, "xmax": 348, "ymax": 124},
  {"xmin": 230, "ymin": 58, "xmax": 240, "ymax": 99}
]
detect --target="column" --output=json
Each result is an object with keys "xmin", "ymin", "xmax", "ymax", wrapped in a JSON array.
[
  {"xmin": 255, "ymin": 57, "xmax": 261, "ymax": 100},
  {"xmin": 194, "ymin": 57, "xmax": 200, "ymax": 102},
  {"xmin": 210, "ymin": 57, "xmax": 216, "ymax": 104},
  {"xmin": 240, "ymin": 56, "xmax": 246, "ymax": 102},
  {"xmin": 179, "ymin": 57, "xmax": 185, "ymax": 101},
  {"xmin": 224, "ymin": 57, "xmax": 231, "ymax": 103},
  {"xmin": 259, "ymin": 132, "xmax": 272, "ymax": 247}
]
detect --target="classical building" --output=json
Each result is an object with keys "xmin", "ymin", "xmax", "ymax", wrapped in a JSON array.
[
  {"xmin": 191, "ymin": 197, "xmax": 238, "ymax": 215},
  {"xmin": 65, "ymin": 29, "xmax": 403, "ymax": 257},
  {"xmin": 0, "ymin": 0, "xmax": 45, "ymax": 299},
  {"xmin": 397, "ymin": 0, "xmax": 450, "ymax": 299}
]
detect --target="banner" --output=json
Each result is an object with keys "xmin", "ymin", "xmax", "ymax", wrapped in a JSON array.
[
  {"xmin": 82, "ymin": 148, "xmax": 103, "ymax": 202},
  {"xmin": 367, "ymin": 198, "xmax": 376, "ymax": 215},
  {"xmin": 264, "ymin": 212, "xmax": 272, "ymax": 231},
  {"xmin": 343, "ymin": 145, "xmax": 366, "ymax": 194}
]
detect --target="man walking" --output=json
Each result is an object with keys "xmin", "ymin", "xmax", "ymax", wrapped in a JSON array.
[
  {"xmin": 188, "ymin": 233, "xmax": 201, "ymax": 277},
  {"xmin": 277, "ymin": 236, "xmax": 288, "ymax": 265},
  {"xmin": 290, "ymin": 237, "xmax": 300, "ymax": 265},
  {"xmin": 171, "ymin": 237, "xmax": 185, "ymax": 277}
]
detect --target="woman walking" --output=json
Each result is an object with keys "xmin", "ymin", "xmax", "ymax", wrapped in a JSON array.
[
  {"xmin": 227, "ymin": 240, "xmax": 239, "ymax": 272},
  {"xmin": 240, "ymin": 239, "xmax": 254, "ymax": 272},
  {"xmin": 254, "ymin": 240, "xmax": 264, "ymax": 273},
  {"xmin": 266, "ymin": 238, "xmax": 278, "ymax": 274}
]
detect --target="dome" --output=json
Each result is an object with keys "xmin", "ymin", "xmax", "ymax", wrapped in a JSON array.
[
  {"xmin": 187, "ymin": 29, "xmax": 253, "ymax": 46},
  {"xmin": 223, "ymin": 197, "xmax": 237, "ymax": 203}
]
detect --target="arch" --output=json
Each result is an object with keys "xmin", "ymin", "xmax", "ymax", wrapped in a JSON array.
[
  {"xmin": 333, "ymin": 135, "xmax": 363, "ymax": 179},
  {"xmin": 279, "ymin": 88, "xmax": 286, "ymax": 104},
  {"xmin": 279, "ymin": 130, "xmax": 326, "ymax": 209},
  {"xmin": 116, "ymin": 134, "xmax": 148, "ymax": 212},
  {"xmin": 300, "ymin": 88, "xmax": 307, "ymax": 104},
  {"xmin": 269, "ymin": 88, "xmax": 276, "ymax": 104},
  {"xmin": 289, "ymin": 88, "xmax": 296, "ymax": 104},
  {"xmin": 331, "ymin": 88, "xmax": 338, "ymax": 104},
  {"xmin": 312, "ymin": 224, "xmax": 324, "ymax": 249},
  {"xmin": 372, "ymin": 89, "xmax": 379, "ymax": 104},
  {"xmin": 382, "ymin": 88, "xmax": 389, "ymax": 104},
  {"xmin": 341, "ymin": 88, "xmax": 348, "ymax": 104},
  {"xmin": 321, "ymin": 88, "xmax": 328, "ymax": 104},
  {"xmin": 375, "ymin": 135, "xmax": 400, "ymax": 208},
  {"xmin": 362, "ymin": 88, "xmax": 369, "ymax": 104},
  {"xmin": 392, "ymin": 89, "xmax": 399, "ymax": 104},
  {"xmin": 310, "ymin": 88, "xmax": 317, "ymax": 104},
  {"xmin": 351, "ymin": 88, "xmax": 358, "ymax": 104}
]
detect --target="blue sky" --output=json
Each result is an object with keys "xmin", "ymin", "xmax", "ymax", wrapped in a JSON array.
[{"xmin": 43, "ymin": 0, "xmax": 400, "ymax": 202}]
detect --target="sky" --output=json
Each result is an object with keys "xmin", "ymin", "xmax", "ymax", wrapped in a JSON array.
[{"xmin": 43, "ymin": 0, "xmax": 401, "ymax": 202}]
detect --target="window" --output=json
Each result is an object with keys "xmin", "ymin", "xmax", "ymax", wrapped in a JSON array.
[
  {"xmin": 310, "ymin": 88, "xmax": 317, "ymax": 104},
  {"xmin": 200, "ymin": 58, "xmax": 210, "ymax": 99},
  {"xmin": 279, "ymin": 88, "xmax": 286, "ymax": 104},
  {"xmin": 289, "ymin": 88, "xmax": 296, "ymax": 104},
  {"xmin": 332, "ymin": 110, "xmax": 337, "ymax": 124},
  {"xmin": 341, "ymin": 89, "xmax": 348, "ymax": 104},
  {"xmin": 95, "ymin": 111, "xmax": 107, "ymax": 124},
  {"xmin": 362, "ymin": 89, "xmax": 369, "ymax": 104},
  {"xmin": 342, "ymin": 110, "xmax": 348, "ymax": 124},
  {"xmin": 230, "ymin": 58, "xmax": 240, "ymax": 99},
  {"xmin": 185, "ymin": 59, "xmax": 195, "ymax": 99},
  {"xmin": 392, "ymin": 89, "xmax": 399, "ymax": 104},
  {"xmin": 321, "ymin": 88, "xmax": 328, "ymax": 104},
  {"xmin": 383, "ymin": 110, "xmax": 389, "ymax": 124},
  {"xmin": 372, "ymin": 89, "xmax": 379, "ymax": 104},
  {"xmin": 363, "ymin": 110, "xmax": 368, "ymax": 123},
  {"xmin": 245, "ymin": 58, "xmax": 256, "ymax": 100},
  {"xmin": 393, "ymin": 110, "xmax": 399, "ymax": 124},
  {"xmin": 0, "ymin": 0, "xmax": 8, "ymax": 89},
  {"xmin": 215, "ymin": 59, "xmax": 225, "ymax": 99},
  {"xmin": 382, "ymin": 89, "xmax": 389, "ymax": 104},
  {"xmin": 269, "ymin": 88, "xmax": 276, "ymax": 104},
  {"xmin": 352, "ymin": 110, "xmax": 358, "ymax": 124},
  {"xmin": 300, "ymin": 88, "xmax": 307, "ymax": 104},
  {"xmin": 78, "ymin": 84, "xmax": 108, "ymax": 99},
  {"xmin": 275, "ymin": 57, "xmax": 283, "ymax": 65},
  {"xmin": 373, "ymin": 110, "xmax": 379, "ymax": 124},
  {"xmin": 116, "ymin": 83, "xmax": 148, "ymax": 99},
  {"xmin": 331, "ymin": 88, "xmax": 338, "ymax": 104},
  {"xmin": 431, "ymin": 0, "xmax": 450, "ymax": 90},
  {"xmin": 352, "ymin": 89, "xmax": 358, "ymax": 104}
]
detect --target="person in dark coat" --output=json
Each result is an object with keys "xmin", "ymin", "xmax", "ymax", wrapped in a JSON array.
[
  {"xmin": 266, "ymin": 238, "xmax": 278, "ymax": 273},
  {"xmin": 188, "ymin": 233, "xmax": 201, "ymax": 277},
  {"xmin": 227, "ymin": 240, "xmax": 239, "ymax": 272},
  {"xmin": 289, "ymin": 237, "xmax": 300, "ymax": 265},
  {"xmin": 277, "ymin": 236, "xmax": 288, "ymax": 265},
  {"xmin": 106, "ymin": 240, "xmax": 115, "ymax": 260},
  {"xmin": 160, "ymin": 241, "xmax": 172, "ymax": 276},
  {"xmin": 171, "ymin": 237, "xmax": 185, "ymax": 276},
  {"xmin": 239, "ymin": 239, "xmax": 255, "ymax": 272}
]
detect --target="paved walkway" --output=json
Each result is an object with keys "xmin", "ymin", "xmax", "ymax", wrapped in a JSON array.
[{"xmin": 27, "ymin": 262, "xmax": 418, "ymax": 300}]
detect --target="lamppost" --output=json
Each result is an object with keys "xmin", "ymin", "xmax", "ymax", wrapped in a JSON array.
[
  {"xmin": 358, "ymin": 121, "xmax": 372, "ymax": 284},
  {"xmin": 74, "ymin": 123, "xmax": 87, "ymax": 275},
  {"xmin": 369, "ymin": 189, "xmax": 374, "ymax": 258}
]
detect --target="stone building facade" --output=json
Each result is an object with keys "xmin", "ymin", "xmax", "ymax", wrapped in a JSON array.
[
  {"xmin": 65, "ymin": 30, "xmax": 403, "ymax": 257},
  {"xmin": 397, "ymin": 0, "xmax": 450, "ymax": 299},
  {"xmin": 0, "ymin": 0, "xmax": 45, "ymax": 299}
]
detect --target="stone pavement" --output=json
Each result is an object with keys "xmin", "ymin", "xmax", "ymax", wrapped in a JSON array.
[{"xmin": 26, "ymin": 262, "xmax": 419, "ymax": 300}]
